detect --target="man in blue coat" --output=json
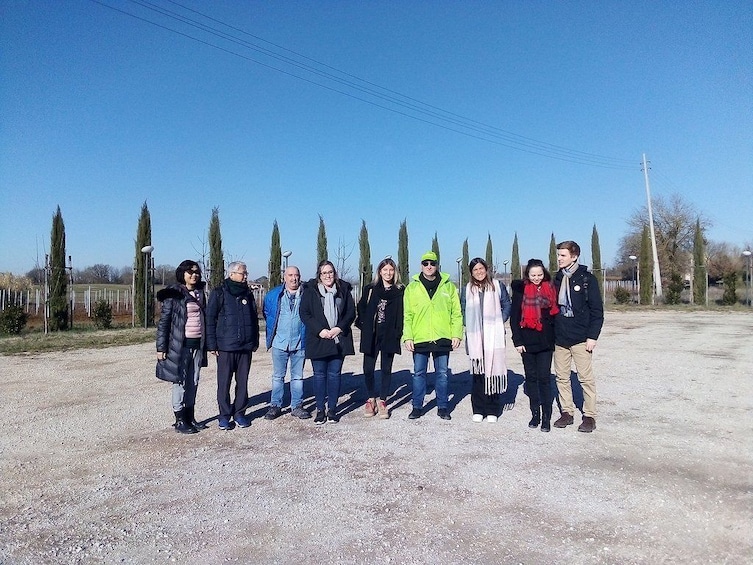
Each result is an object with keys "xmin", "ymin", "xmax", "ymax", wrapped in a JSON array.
[
  {"xmin": 206, "ymin": 262, "xmax": 260, "ymax": 430},
  {"xmin": 262, "ymin": 266, "xmax": 310, "ymax": 420}
]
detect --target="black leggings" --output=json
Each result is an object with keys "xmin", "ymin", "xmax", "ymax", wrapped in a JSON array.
[
  {"xmin": 521, "ymin": 350, "xmax": 555, "ymax": 410},
  {"xmin": 363, "ymin": 352, "xmax": 395, "ymax": 400}
]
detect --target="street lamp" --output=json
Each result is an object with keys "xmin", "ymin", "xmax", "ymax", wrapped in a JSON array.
[
  {"xmin": 743, "ymin": 250, "xmax": 752, "ymax": 307},
  {"xmin": 629, "ymin": 255, "xmax": 638, "ymax": 303},
  {"xmin": 282, "ymin": 250, "xmax": 292, "ymax": 270},
  {"xmin": 456, "ymin": 257, "xmax": 462, "ymax": 289},
  {"xmin": 141, "ymin": 245, "xmax": 154, "ymax": 328}
]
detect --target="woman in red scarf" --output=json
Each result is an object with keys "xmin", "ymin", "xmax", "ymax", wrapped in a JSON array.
[{"xmin": 510, "ymin": 259, "xmax": 559, "ymax": 431}]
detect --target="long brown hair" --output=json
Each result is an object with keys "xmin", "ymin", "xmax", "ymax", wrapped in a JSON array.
[
  {"xmin": 468, "ymin": 257, "xmax": 493, "ymax": 290},
  {"xmin": 372, "ymin": 257, "xmax": 402, "ymax": 287}
]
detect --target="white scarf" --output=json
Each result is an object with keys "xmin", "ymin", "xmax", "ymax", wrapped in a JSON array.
[
  {"xmin": 558, "ymin": 261, "xmax": 579, "ymax": 318},
  {"xmin": 465, "ymin": 279, "xmax": 507, "ymax": 396}
]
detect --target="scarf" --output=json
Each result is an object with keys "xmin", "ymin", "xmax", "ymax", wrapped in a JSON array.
[
  {"xmin": 318, "ymin": 283, "xmax": 339, "ymax": 344},
  {"xmin": 226, "ymin": 279, "xmax": 248, "ymax": 296},
  {"xmin": 465, "ymin": 280, "xmax": 507, "ymax": 397},
  {"xmin": 521, "ymin": 280, "xmax": 559, "ymax": 330},
  {"xmin": 558, "ymin": 262, "xmax": 579, "ymax": 318}
]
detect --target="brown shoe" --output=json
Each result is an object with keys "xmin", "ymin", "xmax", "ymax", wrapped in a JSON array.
[
  {"xmin": 363, "ymin": 398, "xmax": 377, "ymax": 417},
  {"xmin": 553, "ymin": 412, "xmax": 574, "ymax": 428},
  {"xmin": 377, "ymin": 400, "xmax": 390, "ymax": 419},
  {"xmin": 578, "ymin": 416, "xmax": 596, "ymax": 433}
]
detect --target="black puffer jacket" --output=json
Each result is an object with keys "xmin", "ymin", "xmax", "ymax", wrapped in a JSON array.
[
  {"xmin": 509, "ymin": 279, "xmax": 555, "ymax": 353},
  {"xmin": 205, "ymin": 280, "xmax": 260, "ymax": 352},
  {"xmin": 300, "ymin": 279, "xmax": 356, "ymax": 359},
  {"xmin": 156, "ymin": 282, "xmax": 207, "ymax": 383}
]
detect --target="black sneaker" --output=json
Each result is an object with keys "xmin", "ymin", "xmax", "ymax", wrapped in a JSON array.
[
  {"xmin": 408, "ymin": 407, "xmax": 422, "ymax": 420},
  {"xmin": 314, "ymin": 411, "xmax": 327, "ymax": 425},
  {"xmin": 290, "ymin": 406, "xmax": 311, "ymax": 419},
  {"xmin": 437, "ymin": 408, "xmax": 451, "ymax": 421},
  {"xmin": 264, "ymin": 406, "xmax": 282, "ymax": 420},
  {"xmin": 326, "ymin": 410, "xmax": 340, "ymax": 423}
]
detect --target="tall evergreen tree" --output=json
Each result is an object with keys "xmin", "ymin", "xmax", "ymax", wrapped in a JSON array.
[
  {"xmin": 134, "ymin": 201, "xmax": 153, "ymax": 327},
  {"xmin": 485, "ymin": 233, "xmax": 494, "ymax": 273},
  {"xmin": 692, "ymin": 218, "xmax": 706, "ymax": 305},
  {"xmin": 431, "ymin": 232, "xmax": 440, "ymax": 269},
  {"xmin": 591, "ymin": 224, "xmax": 603, "ymax": 290},
  {"xmin": 268, "ymin": 220, "xmax": 282, "ymax": 289},
  {"xmin": 317, "ymin": 214, "xmax": 328, "ymax": 264},
  {"xmin": 49, "ymin": 205, "xmax": 68, "ymax": 331},
  {"xmin": 208, "ymin": 206, "xmax": 224, "ymax": 289},
  {"xmin": 511, "ymin": 233, "xmax": 521, "ymax": 280},
  {"xmin": 461, "ymin": 238, "xmax": 470, "ymax": 288},
  {"xmin": 549, "ymin": 233, "xmax": 558, "ymax": 274},
  {"xmin": 639, "ymin": 225, "xmax": 653, "ymax": 305},
  {"xmin": 398, "ymin": 220, "xmax": 409, "ymax": 281},
  {"xmin": 358, "ymin": 220, "xmax": 373, "ymax": 289}
]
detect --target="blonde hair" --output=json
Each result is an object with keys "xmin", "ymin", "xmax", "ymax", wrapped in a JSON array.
[{"xmin": 372, "ymin": 257, "xmax": 401, "ymax": 286}]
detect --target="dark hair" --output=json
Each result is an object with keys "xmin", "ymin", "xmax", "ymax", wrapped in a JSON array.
[
  {"xmin": 557, "ymin": 240, "xmax": 581, "ymax": 257},
  {"xmin": 175, "ymin": 260, "xmax": 200, "ymax": 283},
  {"xmin": 317, "ymin": 260, "xmax": 338, "ymax": 284},
  {"xmin": 523, "ymin": 258, "xmax": 552, "ymax": 282},
  {"xmin": 468, "ymin": 257, "xmax": 492, "ymax": 289},
  {"xmin": 373, "ymin": 257, "xmax": 401, "ymax": 286}
]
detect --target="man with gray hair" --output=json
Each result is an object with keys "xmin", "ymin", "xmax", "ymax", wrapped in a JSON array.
[{"xmin": 206, "ymin": 261, "xmax": 260, "ymax": 430}]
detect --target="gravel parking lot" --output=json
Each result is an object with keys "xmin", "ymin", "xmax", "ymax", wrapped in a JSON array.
[{"xmin": 1, "ymin": 310, "xmax": 751, "ymax": 564}]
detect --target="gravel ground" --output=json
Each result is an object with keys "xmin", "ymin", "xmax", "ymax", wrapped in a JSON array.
[{"xmin": 1, "ymin": 310, "xmax": 751, "ymax": 565}]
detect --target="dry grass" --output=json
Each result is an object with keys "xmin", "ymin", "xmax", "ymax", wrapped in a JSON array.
[{"xmin": 0, "ymin": 326, "xmax": 154, "ymax": 355}]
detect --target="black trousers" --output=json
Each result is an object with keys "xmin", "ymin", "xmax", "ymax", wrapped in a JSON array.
[
  {"xmin": 363, "ymin": 352, "xmax": 395, "ymax": 400},
  {"xmin": 521, "ymin": 350, "xmax": 554, "ymax": 411},
  {"xmin": 471, "ymin": 374, "xmax": 502, "ymax": 416},
  {"xmin": 217, "ymin": 350, "xmax": 252, "ymax": 419}
]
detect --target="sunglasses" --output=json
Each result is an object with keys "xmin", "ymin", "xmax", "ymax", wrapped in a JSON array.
[
  {"xmin": 421, "ymin": 260, "xmax": 437, "ymax": 267},
  {"xmin": 188, "ymin": 269, "xmax": 202, "ymax": 276}
]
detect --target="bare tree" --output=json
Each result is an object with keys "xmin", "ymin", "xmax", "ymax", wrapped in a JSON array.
[{"xmin": 334, "ymin": 237, "xmax": 355, "ymax": 282}]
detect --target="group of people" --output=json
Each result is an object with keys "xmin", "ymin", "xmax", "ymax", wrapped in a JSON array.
[{"xmin": 155, "ymin": 240, "xmax": 603, "ymax": 434}]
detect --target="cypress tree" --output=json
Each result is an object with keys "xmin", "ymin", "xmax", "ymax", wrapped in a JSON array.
[
  {"xmin": 134, "ymin": 202, "xmax": 153, "ymax": 327},
  {"xmin": 461, "ymin": 238, "xmax": 469, "ymax": 288},
  {"xmin": 398, "ymin": 220, "xmax": 409, "ymax": 281},
  {"xmin": 485, "ymin": 233, "xmax": 494, "ymax": 274},
  {"xmin": 549, "ymin": 233, "xmax": 558, "ymax": 274},
  {"xmin": 592, "ymin": 224, "xmax": 603, "ymax": 288},
  {"xmin": 358, "ymin": 220, "xmax": 373, "ymax": 289},
  {"xmin": 317, "ymin": 215, "xmax": 328, "ymax": 265},
  {"xmin": 431, "ymin": 232, "xmax": 440, "ymax": 269},
  {"xmin": 692, "ymin": 218, "xmax": 706, "ymax": 305},
  {"xmin": 49, "ymin": 205, "xmax": 68, "ymax": 331},
  {"xmin": 511, "ymin": 233, "xmax": 521, "ymax": 280},
  {"xmin": 208, "ymin": 207, "xmax": 224, "ymax": 289},
  {"xmin": 268, "ymin": 220, "xmax": 282, "ymax": 290},
  {"xmin": 639, "ymin": 225, "xmax": 653, "ymax": 305}
]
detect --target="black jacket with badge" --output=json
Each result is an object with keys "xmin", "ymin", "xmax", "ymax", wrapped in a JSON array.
[
  {"xmin": 356, "ymin": 281, "xmax": 404, "ymax": 356},
  {"xmin": 300, "ymin": 278, "xmax": 356, "ymax": 359},
  {"xmin": 205, "ymin": 279, "xmax": 260, "ymax": 352},
  {"xmin": 156, "ymin": 282, "xmax": 208, "ymax": 383},
  {"xmin": 553, "ymin": 265, "xmax": 604, "ymax": 348}
]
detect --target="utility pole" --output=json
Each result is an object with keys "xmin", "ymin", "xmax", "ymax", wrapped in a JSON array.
[{"xmin": 642, "ymin": 153, "xmax": 663, "ymax": 300}]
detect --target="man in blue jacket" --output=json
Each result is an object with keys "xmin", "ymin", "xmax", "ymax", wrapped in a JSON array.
[
  {"xmin": 206, "ymin": 262, "xmax": 260, "ymax": 430},
  {"xmin": 262, "ymin": 266, "xmax": 310, "ymax": 420}
]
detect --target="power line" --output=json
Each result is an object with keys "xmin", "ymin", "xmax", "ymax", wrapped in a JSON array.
[{"xmin": 90, "ymin": 0, "xmax": 639, "ymax": 170}]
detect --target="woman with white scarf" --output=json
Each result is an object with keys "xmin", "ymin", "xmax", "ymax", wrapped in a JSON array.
[
  {"xmin": 300, "ymin": 260, "xmax": 356, "ymax": 425},
  {"xmin": 461, "ymin": 258, "xmax": 511, "ymax": 423}
]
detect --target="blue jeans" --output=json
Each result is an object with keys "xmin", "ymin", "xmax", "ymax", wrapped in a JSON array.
[
  {"xmin": 171, "ymin": 346, "xmax": 202, "ymax": 411},
  {"xmin": 311, "ymin": 356, "xmax": 344, "ymax": 412},
  {"xmin": 412, "ymin": 352, "xmax": 449, "ymax": 410},
  {"xmin": 270, "ymin": 348, "xmax": 305, "ymax": 409}
]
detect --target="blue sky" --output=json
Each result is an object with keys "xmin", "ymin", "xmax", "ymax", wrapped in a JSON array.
[{"xmin": 2, "ymin": 0, "xmax": 751, "ymax": 281}]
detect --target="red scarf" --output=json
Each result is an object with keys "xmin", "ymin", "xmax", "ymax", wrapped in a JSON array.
[{"xmin": 520, "ymin": 280, "xmax": 559, "ymax": 331}]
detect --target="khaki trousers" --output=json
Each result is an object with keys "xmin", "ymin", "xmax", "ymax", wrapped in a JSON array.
[{"xmin": 553, "ymin": 343, "xmax": 597, "ymax": 418}]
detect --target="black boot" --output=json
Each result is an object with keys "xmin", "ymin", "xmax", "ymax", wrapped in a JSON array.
[
  {"xmin": 541, "ymin": 405, "xmax": 552, "ymax": 432},
  {"xmin": 174, "ymin": 409, "xmax": 198, "ymax": 434},
  {"xmin": 528, "ymin": 400, "xmax": 541, "ymax": 428},
  {"xmin": 185, "ymin": 406, "xmax": 207, "ymax": 430}
]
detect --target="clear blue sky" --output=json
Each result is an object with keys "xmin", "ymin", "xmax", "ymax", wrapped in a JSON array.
[{"xmin": 2, "ymin": 0, "xmax": 751, "ymax": 281}]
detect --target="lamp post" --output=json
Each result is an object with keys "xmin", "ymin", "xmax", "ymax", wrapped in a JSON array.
[
  {"xmin": 743, "ymin": 250, "xmax": 752, "ymax": 307},
  {"xmin": 282, "ymin": 250, "xmax": 292, "ymax": 270},
  {"xmin": 456, "ymin": 257, "xmax": 462, "ymax": 289},
  {"xmin": 629, "ymin": 255, "xmax": 638, "ymax": 303},
  {"xmin": 141, "ymin": 245, "xmax": 153, "ymax": 328}
]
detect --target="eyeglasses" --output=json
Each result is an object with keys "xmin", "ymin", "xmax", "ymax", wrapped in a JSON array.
[
  {"xmin": 421, "ymin": 260, "xmax": 437, "ymax": 267},
  {"xmin": 320, "ymin": 270, "xmax": 335, "ymax": 276},
  {"xmin": 232, "ymin": 271, "xmax": 248, "ymax": 276}
]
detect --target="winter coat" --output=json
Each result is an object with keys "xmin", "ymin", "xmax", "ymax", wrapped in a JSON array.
[
  {"xmin": 553, "ymin": 265, "xmax": 604, "ymax": 347},
  {"xmin": 356, "ymin": 282, "xmax": 404, "ymax": 356},
  {"xmin": 402, "ymin": 272, "xmax": 463, "ymax": 345},
  {"xmin": 205, "ymin": 280, "xmax": 260, "ymax": 352},
  {"xmin": 300, "ymin": 278, "xmax": 356, "ymax": 360},
  {"xmin": 263, "ymin": 283, "xmax": 307, "ymax": 350},
  {"xmin": 156, "ymin": 283, "xmax": 208, "ymax": 383},
  {"xmin": 509, "ymin": 279, "xmax": 556, "ymax": 353}
]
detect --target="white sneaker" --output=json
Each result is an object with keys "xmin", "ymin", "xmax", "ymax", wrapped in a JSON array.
[
  {"xmin": 486, "ymin": 415, "xmax": 498, "ymax": 423},
  {"xmin": 472, "ymin": 414, "xmax": 484, "ymax": 423}
]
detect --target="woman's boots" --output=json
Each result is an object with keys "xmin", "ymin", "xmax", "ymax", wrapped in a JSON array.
[
  {"xmin": 528, "ymin": 399, "xmax": 541, "ymax": 428},
  {"xmin": 173, "ymin": 409, "xmax": 198, "ymax": 434},
  {"xmin": 541, "ymin": 405, "xmax": 552, "ymax": 432}
]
